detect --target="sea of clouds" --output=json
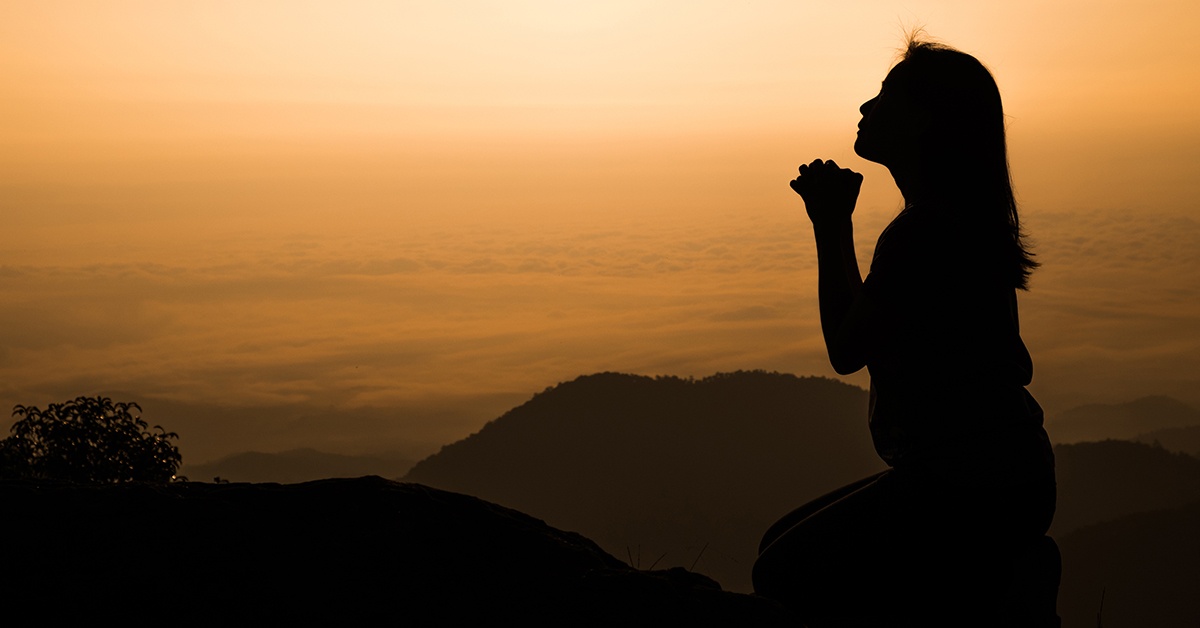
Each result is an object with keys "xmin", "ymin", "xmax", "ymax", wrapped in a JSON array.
[{"xmin": 1, "ymin": 204, "xmax": 1196, "ymax": 461}]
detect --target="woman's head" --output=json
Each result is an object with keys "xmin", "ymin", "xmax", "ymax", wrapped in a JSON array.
[
  {"xmin": 856, "ymin": 36, "xmax": 1037, "ymax": 289},
  {"xmin": 857, "ymin": 39, "xmax": 1007, "ymax": 189}
]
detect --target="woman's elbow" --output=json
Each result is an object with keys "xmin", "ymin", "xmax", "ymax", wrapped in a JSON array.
[
  {"xmin": 825, "ymin": 304, "xmax": 870, "ymax": 376},
  {"xmin": 826, "ymin": 337, "xmax": 867, "ymax": 374},
  {"xmin": 829, "ymin": 357, "xmax": 866, "ymax": 376}
]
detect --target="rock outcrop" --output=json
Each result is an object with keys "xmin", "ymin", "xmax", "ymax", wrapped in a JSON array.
[{"xmin": 0, "ymin": 477, "xmax": 795, "ymax": 626}]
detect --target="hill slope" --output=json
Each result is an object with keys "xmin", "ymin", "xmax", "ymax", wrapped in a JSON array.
[
  {"xmin": 405, "ymin": 371, "xmax": 883, "ymax": 592},
  {"xmin": 1051, "ymin": 440, "xmax": 1200, "ymax": 536},
  {"xmin": 182, "ymin": 448, "xmax": 415, "ymax": 483},
  {"xmin": 1047, "ymin": 396, "xmax": 1200, "ymax": 444},
  {"xmin": 1134, "ymin": 424, "xmax": 1200, "ymax": 458},
  {"xmin": 1057, "ymin": 499, "xmax": 1200, "ymax": 628}
]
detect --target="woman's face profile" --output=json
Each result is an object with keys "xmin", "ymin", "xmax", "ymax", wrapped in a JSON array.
[{"xmin": 853, "ymin": 64, "xmax": 925, "ymax": 168}]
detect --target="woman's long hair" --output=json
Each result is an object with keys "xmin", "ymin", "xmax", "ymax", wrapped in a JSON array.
[{"xmin": 899, "ymin": 38, "xmax": 1038, "ymax": 290}]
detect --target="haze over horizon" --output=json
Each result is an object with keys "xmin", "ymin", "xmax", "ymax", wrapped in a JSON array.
[{"xmin": 3, "ymin": 1, "xmax": 1198, "ymax": 463}]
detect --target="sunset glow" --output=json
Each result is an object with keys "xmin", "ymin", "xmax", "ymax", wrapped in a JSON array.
[{"xmin": 2, "ymin": 1, "xmax": 1199, "ymax": 463}]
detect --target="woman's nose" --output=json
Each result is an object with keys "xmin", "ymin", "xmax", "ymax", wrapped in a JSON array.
[{"xmin": 859, "ymin": 96, "xmax": 878, "ymax": 116}]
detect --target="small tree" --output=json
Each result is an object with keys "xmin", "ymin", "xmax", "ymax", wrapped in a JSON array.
[{"xmin": 0, "ymin": 396, "xmax": 181, "ymax": 483}]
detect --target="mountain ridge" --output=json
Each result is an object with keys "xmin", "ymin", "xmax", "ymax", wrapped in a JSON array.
[
  {"xmin": 1047, "ymin": 395, "xmax": 1200, "ymax": 444},
  {"xmin": 405, "ymin": 370, "xmax": 884, "ymax": 592},
  {"xmin": 182, "ymin": 447, "xmax": 415, "ymax": 484}
]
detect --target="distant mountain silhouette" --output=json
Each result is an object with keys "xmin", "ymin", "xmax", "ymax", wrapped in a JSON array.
[
  {"xmin": 182, "ymin": 448, "xmax": 415, "ymax": 483},
  {"xmin": 118, "ymin": 393, "xmax": 516, "ymax": 468},
  {"xmin": 1057, "ymin": 498, "xmax": 1200, "ymax": 628},
  {"xmin": 405, "ymin": 371, "xmax": 884, "ymax": 592},
  {"xmin": 1052, "ymin": 440, "xmax": 1200, "ymax": 536},
  {"xmin": 1046, "ymin": 396, "xmax": 1200, "ymax": 443},
  {"xmin": 1133, "ymin": 424, "xmax": 1200, "ymax": 458}
]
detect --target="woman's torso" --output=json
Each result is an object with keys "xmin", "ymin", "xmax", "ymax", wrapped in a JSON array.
[{"xmin": 861, "ymin": 205, "xmax": 1054, "ymax": 485}]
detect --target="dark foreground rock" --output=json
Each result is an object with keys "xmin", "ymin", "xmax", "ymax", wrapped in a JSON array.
[{"xmin": 0, "ymin": 477, "xmax": 796, "ymax": 626}]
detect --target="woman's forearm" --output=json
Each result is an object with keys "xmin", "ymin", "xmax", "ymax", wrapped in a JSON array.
[
  {"xmin": 789, "ymin": 158, "xmax": 868, "ymax": 374},
  {"xmin": 814, "ymin": 219, "xmax": 866, "ymax": 374}
]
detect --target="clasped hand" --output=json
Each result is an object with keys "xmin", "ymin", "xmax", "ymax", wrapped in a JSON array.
[{"xmin": 789, "ymin": 159, "xmax": 863, "ymax": 228}]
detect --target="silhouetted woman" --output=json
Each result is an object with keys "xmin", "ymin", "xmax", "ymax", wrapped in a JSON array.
[{"xmin": 753, "ymin": 39, "xmax": 1056, "ymax": 626}]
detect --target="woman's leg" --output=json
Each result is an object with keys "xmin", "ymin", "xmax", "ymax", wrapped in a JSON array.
[
  {"xmin": 752, "ymin": 470, "xmax": 909, "ymax": 623},
  {"xmin": 754, "ymin": 465, "xmax": 1060, "ymax": 625}
]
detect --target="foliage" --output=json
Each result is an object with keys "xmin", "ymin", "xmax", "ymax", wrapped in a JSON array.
[{"xmin": 0, "ymin": 396, "xmax": 181, "ymax": 483}]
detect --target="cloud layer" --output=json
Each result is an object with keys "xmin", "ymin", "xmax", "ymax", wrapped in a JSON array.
[{"xmin": 1, "ymin": 204, "xmax": 1196, "ymax": 460}]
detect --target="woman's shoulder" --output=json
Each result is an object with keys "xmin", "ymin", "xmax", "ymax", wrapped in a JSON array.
[
  {"xmin": 870, "ymin": 203, "xmax": 1008, "ymax": 286},
  {"xmin": 874, "ymin": 204, "xmax": 955, "ymax": 244},
  {"xmin": 871, "ymin": 207, "xmax": 942, "ymax": 267}
]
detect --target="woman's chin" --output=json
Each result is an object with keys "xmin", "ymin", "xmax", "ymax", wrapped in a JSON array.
[
  {"xmin": 853, "ymin": 138, "xmax": 888, "ymax": 167},
  {"xmin": 852, "ymin": 139, "xmax": 873, "ymax": 161}
]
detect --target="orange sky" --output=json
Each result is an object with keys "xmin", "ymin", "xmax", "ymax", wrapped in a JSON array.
[{"xmin": 2, "ymin": 1, "xmax": 1199, "ymax": 462}]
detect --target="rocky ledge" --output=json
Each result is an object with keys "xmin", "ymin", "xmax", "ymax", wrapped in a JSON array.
[{"xmin": 0, "ymin": 477, "xmax": 795, "ymax": 626}]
